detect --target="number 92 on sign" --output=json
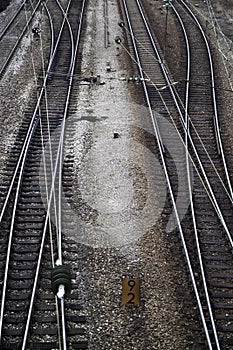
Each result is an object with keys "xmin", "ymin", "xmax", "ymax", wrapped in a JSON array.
[{"xmin": 122, "ymin": 278, "xmax": 140, "ymax": 306}]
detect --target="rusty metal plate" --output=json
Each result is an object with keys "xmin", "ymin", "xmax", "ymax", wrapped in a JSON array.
[{"xmin": 122, "ymin": 278, "xmax": 140, "ymax": 305}]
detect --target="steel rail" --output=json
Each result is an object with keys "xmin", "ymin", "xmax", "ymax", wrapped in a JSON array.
[
  {"xmin": 43, "ymin": 1, "xmax": 55, "ymax": 64},
  {"xmin": 134, "ymin": 0, "xmax": 231, "ymax": 213},
  {"xmin": 122, "ymin": 2, "xmax": 164, "ymax": 151},
  {"xmin": 55, "ymin": 0, "xmax": 87, "ymax": 347},
  {"xmin": 178, "ymin": 0, "xmax": 233, "ymax": 204},
  {"xmin": 135, "ymin": 0, "xmax": 233, "ymax": 251},
  {"xmin": 40, "ymin": 0, "xmax": 71, "ymax": 236},
  {"xmin": 0, "ymin": 8, "xmax": 52, "ymax": 341},
  {"xmin": 104, "ymin": 0, "xmax": 109, "ymax": 48},
  {"xmin": 0, "ymin": 0, "xmax": 74, "ymax": 346},
  {"xmin": 54, "ymin": 0, "xmax": 75, "ymax": 78},
  {"xmin": 0, "ymin": 114, "xmax": 39, "ymax": 342},
  {"xmin": 0, "ymin": 3, "xmax": 54, "ymax": 224},
  {"xmin": 0, "ymin": 0, "xmax": 43, "ymax": 77},
  {"xmin": 58, "ymin": 0, "xmax": 86, "ymax": 264},
  {"xmin": 204, "ymin": 0, "xmax": 233, "ymax": 92},
  {"xmin": 22, "ymin": 1, "xmax": 87, "ymax": 348},
  {"xmin": 170, "ymin": 0, "xmax": 233, "ymax": 252},
  {"xmin": 171, "ymin": 4, "xmax": 221, "ymax": 348},
  {"xmin": 121, "ymin": 0, "xmax": 213, "ymax": 347},
  {"xmin": 38, "ymin": 1, "xmax": 60, "ymax": 237},
  {"xmin": 136, "ymin": 0, "xmax": 232, "ymax": 347},
  {"xmin": 0, "ymin": 0, "xmax": 32, "ymax": 41}
]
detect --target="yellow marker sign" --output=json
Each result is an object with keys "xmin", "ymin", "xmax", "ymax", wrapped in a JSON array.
[{"xmin": 122, "ymin": 278, "xmax": 140, "ymax": 305}]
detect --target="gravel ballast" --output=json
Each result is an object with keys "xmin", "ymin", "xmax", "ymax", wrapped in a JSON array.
[
  {"xmin": 66, "ymin": 0, "xmax": 207, "ymax": 348},
  {"xmin": 1, "ymin": 0, "xmax": 233, "ymax": 349}
]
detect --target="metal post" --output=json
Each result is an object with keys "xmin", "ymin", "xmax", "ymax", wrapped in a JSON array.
[{"xmin": 163, "ymin": 0, "xmax": 172, "ymax": 61}]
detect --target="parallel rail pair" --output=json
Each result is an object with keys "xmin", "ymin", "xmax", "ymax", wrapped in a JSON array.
[
  {"xmin": 0, "ymin": 0, "xmax": 87, "ymax": 349},
  {"xmin": 119, "ymin": 0, "xmax": 233, "ymax": 348}
]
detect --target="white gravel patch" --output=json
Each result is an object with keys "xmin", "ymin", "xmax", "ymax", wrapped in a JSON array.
[
  {"xmin": 64, "ymin": 0, "xmax": 203, "ymax": 349},
  {"xmin": 70, "ymin": 0, "xmax": 160, "ymax": 249}
]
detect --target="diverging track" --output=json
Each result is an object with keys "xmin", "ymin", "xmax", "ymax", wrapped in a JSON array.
[
  {"xmin": 0, "ymin": 0, "xmax": 88, "ymax": 349},
  {"xmin": 119, "ymin": 0, "xmax": 233, "ymax": 349}
]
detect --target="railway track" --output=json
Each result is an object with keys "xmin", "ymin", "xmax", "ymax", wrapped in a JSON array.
[
  {"xmin": 1, "ymin": 0, "xmax": 233, "ymax": 348},
  {"xmin": 119, "ymin": 0, "xmax": 233, "ymax": 348},
  {"xmin": 0, "ymin": 0, "xmax": 43, "ymax": 77},
  {"xmin": 0, "ymin": 0, "xmax": 88, "ymax": 349},
  {"xmin": 171, "ymin": 3, "xmax": 233, "ymax": 349}
]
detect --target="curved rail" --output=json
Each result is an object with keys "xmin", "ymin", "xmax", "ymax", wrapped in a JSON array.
[
  {"xmin": 121, "ymin": 0, "xmax": 233, "ymax": 347},
  {"xmin": 171, "ymin": 4, "xmax": 220, "ymax": 348},
  {"xmin": 169, "ymin": 1, "xmax": 233, "ymax": 248},
  {"xmin": 121, "ymin": 0, "xmax": 214, "ymax": 346},
  {"xmin": 130, "ymin": 2, "xmax": 233, "ymax": 244},
  {"xmin": 131, "ymin": 0, "xmax": 233, "ymax": 249},
  {"xmin": 0, "ymin": 0, "xmax": 69, "ymax": 337},
  {"xmin": 178, "ymin": 0, "xmax": 233, "ymax": 204},
  {"xmin": 0, "ymin": 0, "xmax": 87, "ymax": 348}
]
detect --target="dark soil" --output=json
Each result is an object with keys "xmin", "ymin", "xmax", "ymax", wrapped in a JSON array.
[{"xmin": 0, "ymin": 0, "xmax": 11, "ymax": 12}]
